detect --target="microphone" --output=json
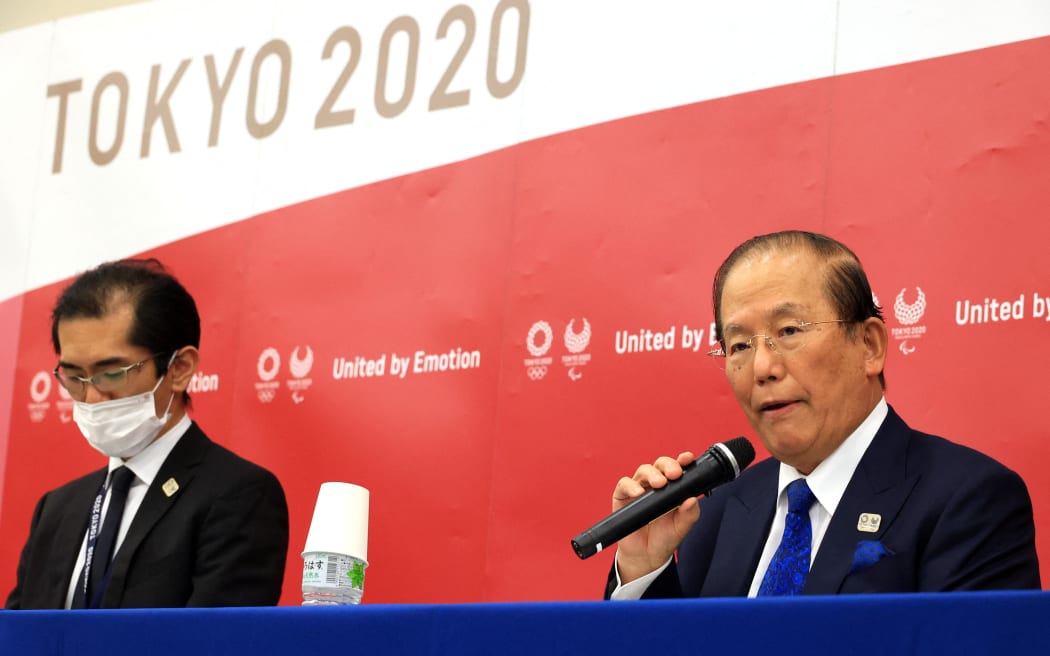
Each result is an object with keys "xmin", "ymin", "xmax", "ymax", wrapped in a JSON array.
[{"xmin": 571, "ymin": 437, "xmax": 755, "ymax": 560}]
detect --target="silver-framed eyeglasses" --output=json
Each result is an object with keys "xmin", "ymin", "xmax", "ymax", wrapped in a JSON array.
[
  {"xmin": 54, "ymin": 353, "xmax": 168, "ymax": 400},
  {"xmin": 707, "ymin": 319, "xmax": 849, "ymax": 370}
]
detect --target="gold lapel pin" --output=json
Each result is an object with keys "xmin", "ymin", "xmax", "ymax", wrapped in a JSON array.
[
  {"xmin": 857, "ymin": 513, "xmax": 882, "ymax": 533},
  {"xmin": 162, "ymin": 478, "xmax": 180, "ymax": 497}
]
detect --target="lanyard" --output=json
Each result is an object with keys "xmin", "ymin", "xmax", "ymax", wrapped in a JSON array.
[{"xmin": 77, "ymin": 475, "xmax": 113, "ymax": 608}]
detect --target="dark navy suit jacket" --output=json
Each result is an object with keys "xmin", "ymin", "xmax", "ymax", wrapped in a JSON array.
[
  {"xmin": 6, "ymin": 423, "xmax": 289, "ymax": 609},
  {"xmin": 608, "ymin": 406, "xmax": 1040, "ymax": 597}
]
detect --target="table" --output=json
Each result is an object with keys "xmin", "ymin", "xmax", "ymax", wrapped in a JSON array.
[{"xmin": 2, "ymin": 591, "xmax": 1047, "ymax": 655}]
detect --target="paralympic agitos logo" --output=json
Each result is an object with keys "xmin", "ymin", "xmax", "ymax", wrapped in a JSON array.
[{"xmin": 891, "ymin": 287, "xmax": 927, "ymax": 356}]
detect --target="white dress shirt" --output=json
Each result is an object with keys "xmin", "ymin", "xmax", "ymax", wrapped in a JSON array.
[
  {"xmin": 64, "ymin": 414, "xmax": 192, "ymax": 609},
  {"xmin": 611, "ymin": 397, "xmax": 888, "ymax": 600}
]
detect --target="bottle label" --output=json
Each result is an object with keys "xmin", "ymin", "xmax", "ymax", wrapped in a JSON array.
[{"xmin": 302, "ymin": 552, "xmax": 367, "ymax": 591}]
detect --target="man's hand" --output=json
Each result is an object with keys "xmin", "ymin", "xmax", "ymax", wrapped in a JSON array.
[{"xmin": 613, "ymin": 451, "xmax": 701, "ymax": 584}]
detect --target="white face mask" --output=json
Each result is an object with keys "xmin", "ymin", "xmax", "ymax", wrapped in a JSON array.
[{"xmin": 73, "ymin": 363, "xmax": 176, "ymax": 459}]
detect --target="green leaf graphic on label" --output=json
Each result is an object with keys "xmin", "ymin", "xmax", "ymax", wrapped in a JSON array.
[{"xmin": 349, "ymin": 562, "xmax": 365, "ymax": 589}]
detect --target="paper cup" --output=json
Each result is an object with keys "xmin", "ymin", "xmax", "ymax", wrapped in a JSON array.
[{"xmin": 302, "ymin": 482, "xmax": 369, "ymax": 562}]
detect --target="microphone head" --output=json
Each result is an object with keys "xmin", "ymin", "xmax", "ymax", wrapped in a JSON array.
[{"xmin": 722, "ymin": 436, "xmax": 756, "ymax": 474}]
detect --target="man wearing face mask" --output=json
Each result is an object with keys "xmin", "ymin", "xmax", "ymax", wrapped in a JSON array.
[{"xmin": 5, "ymin": 259, "xmax": 289, "ymax": 609}]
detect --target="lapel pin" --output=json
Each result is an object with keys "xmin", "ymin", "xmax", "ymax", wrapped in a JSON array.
[
  {"xmin": 857, "ymin": 513, "xmax": 881, "ymax": 533},
  {"xmin": 162, "ymin": 478, "xmax": 180, "ymax": 497}
]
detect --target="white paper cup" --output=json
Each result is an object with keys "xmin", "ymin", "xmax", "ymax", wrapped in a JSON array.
[{"xmin": 302, "ymin": 482, "xmax": 369, "ymax": 562}]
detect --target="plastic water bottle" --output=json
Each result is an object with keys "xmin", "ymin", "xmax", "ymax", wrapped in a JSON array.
[{"xmin": 301, "ymin": 552, "xmax": 366, "ymax": 605}]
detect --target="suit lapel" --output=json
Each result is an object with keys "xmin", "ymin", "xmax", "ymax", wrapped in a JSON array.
[
  {"xmin": 805, "ymin": 407, "xmax": 920, "ymax": 594},
  {"xmin": 702, "ymin": 460, "xmax": 778, "ymax": 596},
  {"xmin": 102, "ymin": 424, "xmax": 212, "ymax": 607}
]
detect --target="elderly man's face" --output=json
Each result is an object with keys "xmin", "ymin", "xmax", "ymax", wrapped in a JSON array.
[{"xmin": 718, "ymin": 248, "xmax": 883, "ymax": 474}]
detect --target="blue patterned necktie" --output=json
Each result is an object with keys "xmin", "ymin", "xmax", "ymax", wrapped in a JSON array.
[{"xmin": 758, "ymin": 478, "xmax": 817, "ymax": 596}]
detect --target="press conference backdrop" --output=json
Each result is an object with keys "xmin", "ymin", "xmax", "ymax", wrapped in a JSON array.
[{"xmin": 1, "ymin": 1, "xmax": 1048, "ymax": 605}]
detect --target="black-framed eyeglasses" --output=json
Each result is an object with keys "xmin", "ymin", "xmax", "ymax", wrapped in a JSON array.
[
  {"xmin": 53, "ymin": 352, "xmax": 170, "ymax": 400},
  {"xmin": 707, "ymin": 319, "xmax": 849, "ymax": 371}
]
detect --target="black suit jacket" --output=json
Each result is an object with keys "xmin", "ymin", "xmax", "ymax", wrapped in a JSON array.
[
  {"xmin": 608, "ymin": 407, "xmax": 1040, "ymax": 598},
  {"xmin": 6, "ymin": 423, "xmax": 289, "ymax": 609}
]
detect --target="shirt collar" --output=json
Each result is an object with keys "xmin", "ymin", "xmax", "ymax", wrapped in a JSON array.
[
  {"xmin": 107, "ymin": 413, "xmax": 192, "ymax": 486},
  {"xmin": 775, "ymin": 396, "xmax": 888, "ymax": 515}
]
